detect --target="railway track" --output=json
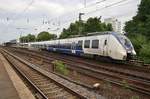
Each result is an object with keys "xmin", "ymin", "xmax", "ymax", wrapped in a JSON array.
[
  {"xmin": 12, "ymin": 47, "xmax": 150, "ymax": 72},
  {"xmin": 14, "ymin": 47, "xmax": 150, "ymax": 72},
  {"xmin": 10, "ymin": 48, "xmax": 150, "ymax": 80},
  {"xmin": 1, "ymin": 49, "xmax": 104, "ymax": 99},
  {"xmin": 5, "ymin": 47, "xmax": 150, "ymax": 97},
  {"xmin": 39, "ymin": 51, "xmax": 150, "ymax": 72}
]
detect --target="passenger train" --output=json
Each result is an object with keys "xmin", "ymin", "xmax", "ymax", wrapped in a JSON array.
[{"xmin": 20, "ymin": 32, "xmax": 136, "ymax": 60}]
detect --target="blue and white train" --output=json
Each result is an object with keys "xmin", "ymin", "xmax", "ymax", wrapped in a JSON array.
[{"xmin": 21, "ymin": 32, "xmax": 136, "ymax": 60}]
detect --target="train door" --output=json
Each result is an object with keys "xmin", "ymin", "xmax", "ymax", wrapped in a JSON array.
[
  {"xmin": 103, "ymin": 38, "xmax": 108, "ymax": 56},
  {"xmin": 71, "ymin": 42, "xmax": 76, "ymax": 54}
]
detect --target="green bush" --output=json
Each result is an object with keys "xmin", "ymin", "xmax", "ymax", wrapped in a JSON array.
[
  {"xmin": 122, "ymin": 80, "xmax": 129, "ymax": 89},
  {"xmin": 52, "ymin": 60, "xmax": 69, "ymax": 75},
  {"xmin": 128, "ymin": 34, "xmax": 150, "ymax": 63},
  {"xmin": 139, "ymin": 43, "xmax": 150, "ymax": 63},
  {"xmin": 128, "ymin": 34, "xmax": 147, "ymax": 55},
  {"xmin": 131, "ymin": 95, "xmax": 140, "ymax": 99}
]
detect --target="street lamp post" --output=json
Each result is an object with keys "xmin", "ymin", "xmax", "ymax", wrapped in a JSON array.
[
  {"xmin": 84, "ymin": 0, "xmax": 86, "ymax": 7},
  {"xmin": 79, "ymin": 13, "xmax": 85, "ymax": 35},
  {"xmin": 34, "ymin": 28, "xmax": 38, "ymax": 42}
]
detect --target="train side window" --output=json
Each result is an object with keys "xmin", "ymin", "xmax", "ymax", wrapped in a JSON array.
[
  {"xmin": 104, "ymin": 39, "xmax": 107, "ymax": 45},
  {"xmin": 92, "ymin": 40, "xmax": 99, "ymax": 48},
  {"xmin": 78, "ymin": 40, "xmax": 83, "ymax": 49},
  {"xmin": 84, "ymin": 40, "xmax": 90, "ymax": 48}
]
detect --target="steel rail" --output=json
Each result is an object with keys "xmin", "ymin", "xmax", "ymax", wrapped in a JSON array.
[
  {"xmin": 2, "ymin": 49, "xmax": 104, "ymax": 99},
  {"xmin": 8, "ymin": 48, "xmax": 150, "ymax": 96}
]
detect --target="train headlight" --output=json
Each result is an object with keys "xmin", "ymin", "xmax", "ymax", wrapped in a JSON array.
[{"xmin": 127, "ymin": 51, "xmax": 131, "ymax": 53}]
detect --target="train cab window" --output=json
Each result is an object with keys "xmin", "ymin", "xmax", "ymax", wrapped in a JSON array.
[
  {"xmin": 84, "ymin": 40, "xmax": 90, "ymax": 48},
  {"xmin": 78, "ymin": 40, "xmax": 83, "ymax": 49},
  {"xmin": 104, "ymin": 39, "xmax": 107, "ymax": 45},
  {"xmin": 92, "ymin": 40, "xmax": 99, "ymax": 48}
]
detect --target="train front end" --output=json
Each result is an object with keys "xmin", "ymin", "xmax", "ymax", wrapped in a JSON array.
[{"xmin": 116, "ymin": 34, "xmax": 136, "ymax": 60}]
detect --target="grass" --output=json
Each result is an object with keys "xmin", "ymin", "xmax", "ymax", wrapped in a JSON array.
[
  {"xmin": 52, "ymin": 60, "xmax": 69, "ymax": 75},
  {"xmin": 131, "ymin": 95, "xmax": 140, "ymax": 99},
  {"xmin": 122, "ymin": 80, "xmax": 130, "ymax": 89}
]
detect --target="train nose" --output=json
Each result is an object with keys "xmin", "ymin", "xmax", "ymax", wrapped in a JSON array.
[
  {"xmin": 131, "ymin": 50, "xmax": 136, "ymax": 55},
  {"xmin": 127, "ymin": 50, "xmax": 136, "ymax": 60},
  {"xmin": 127, "ymin": 48, "xmax": 136, "ymax": 55}
]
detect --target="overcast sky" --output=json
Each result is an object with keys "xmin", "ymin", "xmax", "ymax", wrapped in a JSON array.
[{"xmin": 0, "ymin": 0, "xmax": 141, "ymax": 43}]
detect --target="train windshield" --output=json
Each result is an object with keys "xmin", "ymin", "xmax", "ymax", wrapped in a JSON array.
[{"xmin": 117, "ymin": 34, "xmax": 133, "ymax": 50}]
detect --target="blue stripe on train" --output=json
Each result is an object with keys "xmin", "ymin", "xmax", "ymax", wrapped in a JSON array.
[
  {"xmin": 75, "ymin": 50, "xmax": 84, "ymax": 55},
  {"xmin": 47, "ymin": 47, "xmax": 83, "ymax": 55},
  {"xmin": 47, "ymin": 47, "xmax": 54, "ymax": 51},
  {"xmin": 56, "ymin": 48, "xmax": 71, "ymax": 54}
]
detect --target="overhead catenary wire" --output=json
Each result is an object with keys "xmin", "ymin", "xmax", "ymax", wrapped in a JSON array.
[
  {"xmin": 52, "ymin": 1, "xmax": 139, "ymax": 34},
  {"xmin": 43, "ymin": 0, "xmax": 107, "ymax": 25},
  {"xmin": 55, "ymin": 0, "xmax": 139, "ymax": 28},
  {"xmin": 5, "ymin": 0, "xmax": 140, "ymax": 37},
  {"xmin": 3, "ymin": 0, "xmax": 35, "ymax": 39},
  {"xmin": 5, "ymin": 0, "xmax": 35, "ymax": 28},
  {"xmin": 5, "ymin": 0, "xmax": 107, "ymax": 34},
  {"xmin": 45, "ymin": 0, "xmax": 133, "ymax": 25},
  {"xmin": 86, "ymin": 0, "xmax": 131, "ymax": 15},
  {"xmin": 36, "ymin": 0, "xmax": 107, "ymax": 32}
]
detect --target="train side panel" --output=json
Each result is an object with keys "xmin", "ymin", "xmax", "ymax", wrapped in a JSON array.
[{"xmin": 83, "ymin": 35, "xmax": 106, "ymax": 56}]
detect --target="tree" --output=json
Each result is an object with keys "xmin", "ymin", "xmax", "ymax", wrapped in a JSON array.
[
  {"xmin": 59, "ymin": 28, "xmax": 70, "ymax": 39},
  {"xmin": 59, "ymin": 17, "xmax": 113, "ymax": 39},
  {"xmin": 125, "ymin": 0, "xmax": 150, "ymax": 38},
  {"xmin": 37, "ymin": 31, "xmax": 57, "ymax": 41},
  {"xmin": 84, "ymin": 17, "xmax": 104, "ymax": 33},
  {"xmin": 101, "ymin": 23, "xmax": 107, "ymax": 31},
  {"xmin": 50, "ymin": 34, "xmax": 57, "ymax": 39},
  {"xmin": 69, "ymin": 22, "xmax": 79, "ymax": 35},
  {"xmin": 19, "ymin": 34, "xmax": 35, "ymax": 43},
  {"xmin": 26, "ymin": 34, "xmax": 36, "ymax": 42},
  {"xmin": 20, "ymin": 36, "xmax": 28, "ymax": 43},
  {"xmin": 139, "ymin": 43, "xmax": 150, "ymax": 63},
  {"xmin": 106, "ymin": 23, "xmax": 113, "ymax": 31},
  {"xmin": 124, "ymin": 0, "xmax": 150, "ymax": 63},
  {"xmin": 59, "ymin": 21, "xmax": 85, "ymax": 39},
  {"xmin": 129, "ymin": 34, "xmax": 147, "ymax": 55}
]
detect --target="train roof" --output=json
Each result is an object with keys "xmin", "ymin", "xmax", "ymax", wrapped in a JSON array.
[
  {"xmin": 21, "ymin": 31, "xmax": 124, "ymax": 44},
  {"xmin": 86, "ymin": 31, "xmax": 113, "ymax": 36}
]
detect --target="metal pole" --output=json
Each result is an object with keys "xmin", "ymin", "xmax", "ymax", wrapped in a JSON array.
[
  {"xmin": 84, "ymin": 0, "xmax": 86, "ymax": 7},
  {"xmin": 34, "ymin": 28, "xmax": 37, "ymax": 42},
  {"xmin": 79, "ymin": 13, "xmax": 84, "ymax": 21},
  {"xmin": 79, "ymin": 13, "xmax": 84, "ymax": 35}
]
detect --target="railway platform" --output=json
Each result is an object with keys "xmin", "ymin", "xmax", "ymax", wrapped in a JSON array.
[{"xmin": 0, "ymin": 53, "xmax": 35, "ymax": 99}]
